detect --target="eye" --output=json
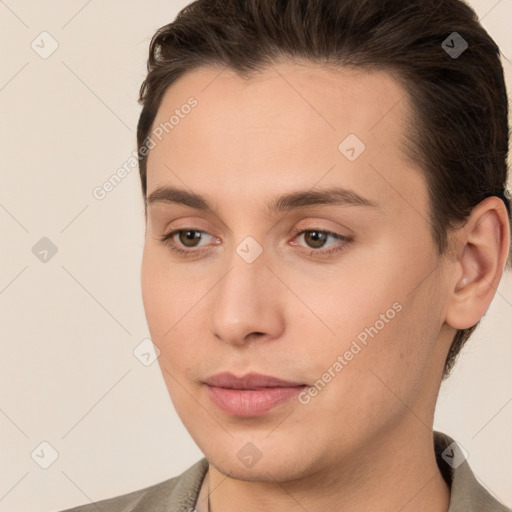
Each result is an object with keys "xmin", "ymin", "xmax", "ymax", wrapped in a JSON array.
[
  {"xmin": 291, "ymin": 228, "xmax": 352, "ymax": 256},
  {"xmin": 159, "ymin": 229, "xmax": 216, "ymax": 255},
  {"xmin": 159, "ymin": 227, "xmax": 352, "ymax": 257}
]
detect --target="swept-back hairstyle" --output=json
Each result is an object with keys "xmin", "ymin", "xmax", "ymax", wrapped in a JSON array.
[{"xmin": 137, "ymin": 0, "xmax": 511, "ymax": 378}]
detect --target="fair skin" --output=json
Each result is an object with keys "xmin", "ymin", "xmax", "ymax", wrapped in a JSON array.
[{"xmin": 140, "ymin": 62, "xmax": 510, "ymax": 512}]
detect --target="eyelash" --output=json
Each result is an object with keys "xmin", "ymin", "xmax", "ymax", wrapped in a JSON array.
[{"xmin": 158, "ymin": 226, "xmax": 353, "ymax": 258}]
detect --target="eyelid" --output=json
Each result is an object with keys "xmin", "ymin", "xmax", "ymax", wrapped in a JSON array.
[
  {"xmin": 289, "ymin": 227, "xmax": 352, "ymax": 255},
  {"xmin": 158, "ymin": 228, "xmax": 217, "ymax": 254},
  {"xmin": 159, "ymin": 224, "xmax": 353, "ymax": 257}
]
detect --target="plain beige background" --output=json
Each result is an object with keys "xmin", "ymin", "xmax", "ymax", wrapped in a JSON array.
[{"xmin": 0, "ymin": 1, "xmax": 511, "ymax": 511}]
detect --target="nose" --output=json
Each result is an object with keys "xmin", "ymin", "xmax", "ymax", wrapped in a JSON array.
[{"xmin": 208, "ymin": 251, "xmax": 285, "ymax": 347}]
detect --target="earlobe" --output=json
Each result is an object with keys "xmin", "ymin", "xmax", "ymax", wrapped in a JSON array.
[{"xmin": 444, "ymin": 196, "xmax": 510, "ymax": 330}]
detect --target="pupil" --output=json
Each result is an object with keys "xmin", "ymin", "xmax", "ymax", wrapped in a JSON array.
[
  {"xmin": 181, "ymin": 230, "xmax": 200, "ymax": 246},
  {"xmin": 307, "ymin": 231, "xmax": 325, "ymax": 248}
]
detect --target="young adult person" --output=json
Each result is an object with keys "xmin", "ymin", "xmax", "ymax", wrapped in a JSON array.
[{"xmin": 61, "ymin": 0, "xmax": 512, "ymax": 510}]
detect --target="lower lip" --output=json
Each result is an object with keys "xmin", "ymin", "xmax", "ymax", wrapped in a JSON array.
[{"xmin": 205, "ymin": 384, "xmax": 306, "ymax": 417}]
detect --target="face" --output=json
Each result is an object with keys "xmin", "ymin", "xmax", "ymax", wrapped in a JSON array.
[{"xmin": 140, "ymin": 63, "xmax": 455, "ymax": 481}]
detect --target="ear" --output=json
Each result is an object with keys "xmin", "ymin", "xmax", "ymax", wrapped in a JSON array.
[{"xmin": 445, "ymin": 196, "xmax": 510, "ymax": 330}]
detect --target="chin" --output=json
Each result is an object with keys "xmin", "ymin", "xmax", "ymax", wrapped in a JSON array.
[
  {"xmin": 208, "ymin": 455, "xmax": 298, "ymax": 482},
  {"xmin": 202, "ymin": 437, "xmax": 322, "ymax": 484}
]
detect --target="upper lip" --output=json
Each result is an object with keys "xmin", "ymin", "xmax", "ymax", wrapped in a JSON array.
[{"xmin": 204, "ymin": 372, "xmax": 306, "ymax": 390}]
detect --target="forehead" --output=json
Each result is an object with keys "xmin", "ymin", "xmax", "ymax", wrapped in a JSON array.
[
  {"xmin": 146, "ymin": 62, "xmax": 427, "ymax": 220},
  {"xmin": 151, "ymin": 63, "xmax": 409, "ymax": 146}
]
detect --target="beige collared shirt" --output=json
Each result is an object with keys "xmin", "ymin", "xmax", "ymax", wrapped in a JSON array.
[{"xmin": 60, "ymin": 431, "xmax": 511, "ymax": 511}]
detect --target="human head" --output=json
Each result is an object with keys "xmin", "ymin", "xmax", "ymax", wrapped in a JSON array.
[
  {"xmin": 137, "ymin": 0, "xmax": 512, "ymax": 488},
  {"xmin": 137, "ymin": 0, "xmax": 511, "ymax": 379}
]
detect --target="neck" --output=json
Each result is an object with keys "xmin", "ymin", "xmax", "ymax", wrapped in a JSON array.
[{"xmin": 202, "ymin": 423, "xmax": 450, "ymax": 512}]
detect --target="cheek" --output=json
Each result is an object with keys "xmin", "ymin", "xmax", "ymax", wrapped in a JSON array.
[
  {"xmin": 298, "ymin": 258, "xmax": 437, "ymax": 396},
  {"xmin": 299, "ymin": 302, "xmax": 429, "ymax": 443},
  {"xmin": 141, "ymin": 247, "xmax": 202, "ymax": 375},
  {"xmin": 343, "ymin": 284, "xmax": 441, "ymax": 413},
  {"xmin": 141, "ymin": 248, "xmax": 167, "ymax": 333},
  {"xmin": 288, "ymin": 260, "xmax": 402, "ymax": 345},
  {"xmin": 141, "ymin": 245, "xmax": 192, "ymax": 328},
  {"xmin": 141, "ymin": 247, "xmax": 185, "ymax": 352}
]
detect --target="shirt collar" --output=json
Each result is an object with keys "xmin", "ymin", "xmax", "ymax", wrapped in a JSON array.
[{"xmin": 434, "ymin": 430, "xmax": 510, "ymax": 511}]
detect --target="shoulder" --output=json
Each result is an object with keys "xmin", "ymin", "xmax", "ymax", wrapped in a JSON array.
[
  {"xmin": 434, "ymin": 431, "xmax": 512, "ymax": 512},
  {"xmin": 58, "ymin": 457, "xmax": 208, "ymax": 512}
]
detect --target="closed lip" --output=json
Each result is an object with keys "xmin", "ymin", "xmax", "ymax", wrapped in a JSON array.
[{"xmin": 203, "ymin": 372, "xmax": 306, "ymax": 390}]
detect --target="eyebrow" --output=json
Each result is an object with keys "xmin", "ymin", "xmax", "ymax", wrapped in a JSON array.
[{"xmin": 146, "ymin": 185, "xmax": 379, "ymax": 214}]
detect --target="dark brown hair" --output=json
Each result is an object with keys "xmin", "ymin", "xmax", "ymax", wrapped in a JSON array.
[{"xmin": 137, "ymin": 0, "xmax": 511, "ymax": 378}]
